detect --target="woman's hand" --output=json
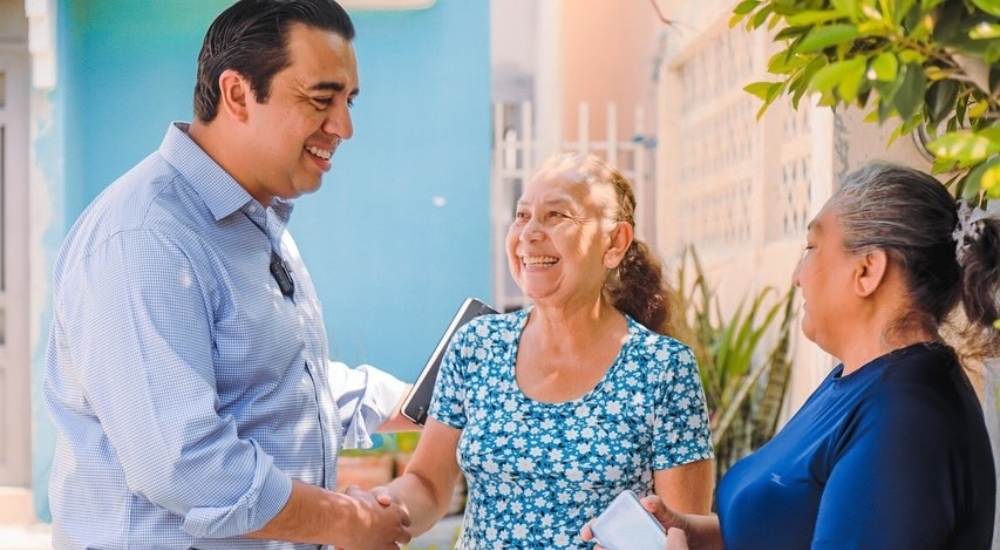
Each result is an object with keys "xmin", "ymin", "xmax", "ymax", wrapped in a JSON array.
[
  {"xmin": 666, "ymin": 527, "xmax": 690, "ymax": 550},
  {"xmin": 579, "ymin": 494, "xmax": 690, "ymax": 549}
]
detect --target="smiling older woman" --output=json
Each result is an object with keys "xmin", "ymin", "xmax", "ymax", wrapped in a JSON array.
[
  {"xmin": 380, "ymin": 153, "xmax": 715, "ymax": 549},
  {"xmin": 607, "ymin": 162, "xmax": 999, "ymax": 550}
]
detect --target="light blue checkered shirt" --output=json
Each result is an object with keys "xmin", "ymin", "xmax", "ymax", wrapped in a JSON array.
[{"xmin": 44, "ymin": 122, "xmax": 406, "ymax": 550}]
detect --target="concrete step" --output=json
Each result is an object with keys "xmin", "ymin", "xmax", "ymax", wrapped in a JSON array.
[{"xmin": 0, "ymin": 488, "xmax": 34, "ymax": 525}]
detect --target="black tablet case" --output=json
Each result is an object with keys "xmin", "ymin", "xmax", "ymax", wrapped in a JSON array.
[{"xmin": 401, "ymin": 298, "xmax": 497, "ymax": 426}]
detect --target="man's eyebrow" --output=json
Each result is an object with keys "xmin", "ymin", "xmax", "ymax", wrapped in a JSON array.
[{"xmin": 307, "ymin": 81, "xmax": 360, "ymax": 97}]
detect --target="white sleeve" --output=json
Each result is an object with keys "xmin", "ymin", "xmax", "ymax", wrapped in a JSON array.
[{"xmin": 327, "ymin": 361, "xmax": 407, "ymax": 449}]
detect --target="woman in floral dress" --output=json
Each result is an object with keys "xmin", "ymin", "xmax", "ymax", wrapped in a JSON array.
[{"xmin": 384, "ymin": 153, "xmax": 715, "ymax": 549}]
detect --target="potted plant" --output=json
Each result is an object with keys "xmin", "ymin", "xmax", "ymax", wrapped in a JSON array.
[{"xmin": 336, "ymin": 434, "xmax": 396, "ymax": 492}]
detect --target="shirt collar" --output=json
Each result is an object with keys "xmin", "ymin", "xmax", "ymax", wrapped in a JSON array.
[{"xmin": 158, "ymin": 122, "xmax": 293, "ymax": 223}]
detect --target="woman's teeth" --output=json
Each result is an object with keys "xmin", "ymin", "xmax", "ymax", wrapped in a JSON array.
[{"xmin": 523, "ymin": 256, "xmax": 559, "ymax": 267}]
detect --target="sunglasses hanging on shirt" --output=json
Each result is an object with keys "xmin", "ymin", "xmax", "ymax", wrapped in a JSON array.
[
  {"xmin": 242, "ymin": 210, "xmax": 295, "ymax": 299},
  {"xmin": 269, "ymin": 251, "xmax": 295, "ymax": 298}
]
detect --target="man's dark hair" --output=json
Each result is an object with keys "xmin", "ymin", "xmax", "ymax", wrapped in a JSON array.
[{"xmin": 194, "ymin": 0, "xmax": 355, "ymax": 123}]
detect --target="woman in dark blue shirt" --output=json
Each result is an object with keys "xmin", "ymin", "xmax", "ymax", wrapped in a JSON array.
[{"xmin": 586, "ymin": 162, "xmax": 998, "ymax": 549}]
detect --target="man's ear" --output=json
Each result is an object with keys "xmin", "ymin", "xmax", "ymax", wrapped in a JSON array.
[
  {"xmin": 604, "ymin": 222, "xmax": 634, "ymax": 269},
  {"xmin": 855, "ymin": 249, "xmax": 888, "ymax": 298},
  {"xmin": 217, "ymin": 69, "xmax": 251, "ymax": 122}
]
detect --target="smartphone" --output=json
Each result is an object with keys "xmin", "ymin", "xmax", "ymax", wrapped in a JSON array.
[
  {"xmin": 400, "ymin": 298, "xmax": 497, "ymax": 426},
  {"xmin": 590, "ymin": 490, "xmax": 668, "ymax": 550}
]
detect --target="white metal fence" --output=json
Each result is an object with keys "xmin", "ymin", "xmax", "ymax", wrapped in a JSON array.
[{"xmin": 490, "ymin": 100, "xmax": 657, "ymax": 312}]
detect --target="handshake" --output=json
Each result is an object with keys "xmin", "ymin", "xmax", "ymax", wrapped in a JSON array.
[{"xmin": 340, "ymin": 483, "xmax": 696, "ymax": 550}]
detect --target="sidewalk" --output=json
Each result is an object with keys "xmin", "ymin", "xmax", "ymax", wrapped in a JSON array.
[
  {"xmin": 0, "ymin": 524, "xmax": 51, "ymax": 550},
  {"xmin": 0, "ymin": 516, "xmax": 462, "ymax": 550}
]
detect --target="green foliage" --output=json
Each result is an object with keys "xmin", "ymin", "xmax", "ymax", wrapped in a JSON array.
[
  {"xmin": 671, "ymin": 247, "xmax": 798, "ymax": 482},
  {"xmin": 733, "ymin": 0, "xmax": 1000, "ymax": 201}
]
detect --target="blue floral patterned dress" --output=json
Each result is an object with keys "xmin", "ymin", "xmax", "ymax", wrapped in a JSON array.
[{"xmin": 428, "ymin": 308, "xmax": 714, "ymax": 549}]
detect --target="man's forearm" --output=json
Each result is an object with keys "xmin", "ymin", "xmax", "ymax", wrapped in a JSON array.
[{"xmin": 248, "ymin": 480, "xmax": 362, "ymax": 545}]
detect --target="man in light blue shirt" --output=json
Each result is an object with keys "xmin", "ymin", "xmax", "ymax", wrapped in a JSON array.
[{"xmin": 44, "ymin": 1, "xmax": 414, "ymax": 548}]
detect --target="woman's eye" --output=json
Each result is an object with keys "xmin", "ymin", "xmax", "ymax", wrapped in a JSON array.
[{"xmin": 515, "ymin": 211, "xmax": 529, "ymax": 220}]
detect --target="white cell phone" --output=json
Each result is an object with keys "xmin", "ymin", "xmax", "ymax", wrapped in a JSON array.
[{"xmin": 590, "ymin": 490, "xmax": 668, "ymax": 550}]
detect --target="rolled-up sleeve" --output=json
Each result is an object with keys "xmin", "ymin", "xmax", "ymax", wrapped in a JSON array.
[{"xmin": 328, "ymin": 362, "xmax": 407, "ymax": 449}]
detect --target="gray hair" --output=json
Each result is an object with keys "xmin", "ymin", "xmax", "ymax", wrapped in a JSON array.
[{"xmin": 832, "ymin": 162, "xmax": 1000, "ymax": 356}]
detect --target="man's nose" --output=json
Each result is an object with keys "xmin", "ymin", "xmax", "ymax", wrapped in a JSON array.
[{"xmin": 323, "ymin": 103, "xmax": 354, "ymax": 141}]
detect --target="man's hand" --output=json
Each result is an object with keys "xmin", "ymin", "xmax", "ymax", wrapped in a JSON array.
[{"xmin": 338, "ymin": 486, "xmax": 411, "ymax": 550}]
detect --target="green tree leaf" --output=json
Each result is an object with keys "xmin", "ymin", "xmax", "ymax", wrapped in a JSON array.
[
  {"xmin": 837, "ymin": 57, "xmax": 869, "ymax": 101},
  {"xmin": 927, "ymin": 79, "xmax": 959, "ymax": 125},
  {"xmin": 970, "ymin": 22, "xmax": 1000, "ymax": 40},
  {"xmin": 927, "ymin": 131, "xmax": 1000, "ymax": 163},
  {"xmin": 893, "ymin": 62, "xmax": 926, "ymax": 119},
  {"xmin": 810, "ymin": 59, "xmax": 863, "ymax": 93},
  {"xmin": 786, "ymin": 9, "xmax": 849, "ymax": 25},
  {"xmin": 831, "ymin": 0, "xmax": 861, "ymax": 20},
  {"xmin": 868, "ymin": 52, "xmax": 899, "ymax": 81},
  {"xmin": 745, "ymin": 81, "xmax": 777, "ymax": 100},
  {"xmin": 734, "ymin": 0, "xmax": 761, "ymax": 15},
  {"xmin": 971, "ymin": 0, "xmax": 1000, "ymax": 18},
  {"xmin": 797, "ymin": 24, "xmax": 862, "ymax": 53},
  {"xmin": 979, "ymin": 158, "xmax": 1000, "ymax": 196}
]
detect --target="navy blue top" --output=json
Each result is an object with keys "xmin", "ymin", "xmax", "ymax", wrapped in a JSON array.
[{"xmin": 716, "ymin": 343, "xmax": 995, "ymax": 550}]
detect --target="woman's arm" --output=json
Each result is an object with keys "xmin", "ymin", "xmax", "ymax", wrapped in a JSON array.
[
  {"xmin": 383, "ymin": 419, "xmax": 463, "ymax": 535},
  {"xmin": 580, "ymin": 494, "xmax": 724, "ymax": 550},
  {"xmin": 653, "ymin": 459, "xmax": 714, "ymax": 514},
  {"xmin": 641, "ymin": 495, "xmax": 724, "ymax": 550}
]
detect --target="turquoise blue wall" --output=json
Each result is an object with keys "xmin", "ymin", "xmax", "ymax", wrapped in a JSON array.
[{"xmin": 33, "ymin": 0, "xmax": 491, "ymax": 520}]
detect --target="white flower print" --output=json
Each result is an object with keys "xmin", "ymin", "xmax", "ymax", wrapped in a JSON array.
[{"xmin": 427, "ymin": 310, "xmax": 714, "ymax": 549}]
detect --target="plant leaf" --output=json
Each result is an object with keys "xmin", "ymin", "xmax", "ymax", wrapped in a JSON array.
[
  {"xmin": 785, "ymin": 9, "xmax": 848, "ymax": 25},
  {"xmin": 868, "ymin": 52, "xmax": 899, "ymax": 81},
  {"xmin": 927, "ymin": 79, "xmax": 959, "ymax": 125},
  {"xmin": 797, "ymin": 24, "xmax": 862, "ymax": 53},
  {"xmin": 971, "ymin": 0, "xmax": 1000, "ymax": 18},
  {"xmin": 980, "ymin": 157, "xmax": 1000, "ymax": 196},
  {"xmin": 927, "ymin": 131, "xmax": 1000, "ymax": 163},
  {"xmin": 893, "ymin": 62, "xmax": 926, "ymax": 119},
  {"xmin": 744, "ymin": 81, "xmax": 776, "ymax": 101},
  {"xmin": 810, "ymin": 59, "xmax": 862, "ymax": 93},
  {"xmin": 970, "ymin": 22, "xmax": 1000, "ymax": 40},
  {"xmin": 836, "ymin": 57, "xmax": 869, "ymax": 102},
  {"xmin": 733, "ymin": 0, "xmax": 761, "ymax": 15}
]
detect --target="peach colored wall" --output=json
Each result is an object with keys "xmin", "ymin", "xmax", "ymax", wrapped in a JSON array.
[{"xmin": 559, "ymin": 0, "xmax": 662, "ymax": 141}]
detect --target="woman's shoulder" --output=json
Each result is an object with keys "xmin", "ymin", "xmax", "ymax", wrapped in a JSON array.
[
  {"xmin": 873, "ymin": 343, "xmax": 965, "ymax": 394},
  {"xmin": 627, "ymin": 317, "xmax": 697, "ymax": 357},
  {"xmin": 454, "ymin": 308, "xmax": 527, "ymax": 343},
  {"xmin": 624, "ymin": 317, "xmax": 699, "ymax": 374},
  {"xmin": 860, "ymin": 343, "xmax": 981, "ymax": 426}
]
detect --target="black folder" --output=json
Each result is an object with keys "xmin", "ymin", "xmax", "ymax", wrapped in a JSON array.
[{"xmin": 400, "ymin": 298, "xmax": 497, "ymax": 426}]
